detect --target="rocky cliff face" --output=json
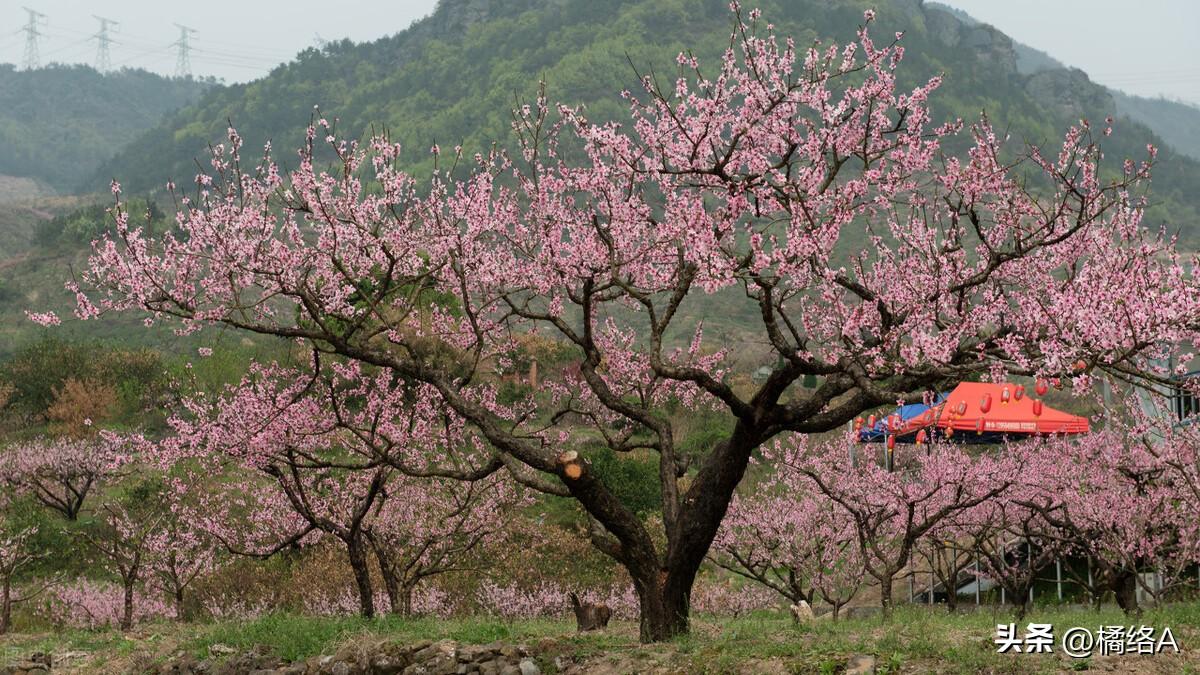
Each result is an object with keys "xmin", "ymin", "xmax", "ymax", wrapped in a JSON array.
[
  {"xmin": 1026, "ymin": 67, "xmax": 1116, "ymax": 121},
  {"xmin": 924, "ymin": 4, "xmax": 1018, "ymax": 76},
  {"xmin": 923, "ymin": 1, "xmax": 1114, "ymax": 121}
]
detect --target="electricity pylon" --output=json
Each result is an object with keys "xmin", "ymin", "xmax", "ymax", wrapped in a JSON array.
[
  {"xmin": 21, "ymin": 7, "xmax": 47, "ymax": 70},
  {"xmin": 172, "ymin": 23, "xmax": 197, "ymax": 78},
  {"xmin": 93, "ymin": 15, "xmax": 119, "ymax": 73}
]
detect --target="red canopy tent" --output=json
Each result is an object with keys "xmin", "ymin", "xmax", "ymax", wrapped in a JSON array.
[{"xmin": 888, "ymin": 381, "xmax": 1089, "ymax": 441}]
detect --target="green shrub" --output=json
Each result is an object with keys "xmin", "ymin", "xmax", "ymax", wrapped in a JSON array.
[{"xmin": 585, "ymin": 444, "xmax": 662, "ymax": 517}]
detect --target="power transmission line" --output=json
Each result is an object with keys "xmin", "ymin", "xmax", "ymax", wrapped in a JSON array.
[
  {"xmin": 39, "ymin": 37, "xmax": 94, "ymax": 61},
  {"xmin": 20, "ymin": 6, "xmax": 47, "ymax": 70},
  {"xmin": 172, "ymin": 23, "xmax": 196, "ymax": 78},
  {"xmin": 92, "ymin": 15, "xmax": 119, "ymax": 73}
]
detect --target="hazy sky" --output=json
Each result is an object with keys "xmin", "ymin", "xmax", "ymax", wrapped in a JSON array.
[
  {"xmin": 0, "ymin": 0, "xmax": 441, "ymax": 81},
  {"xmin": 939, "ymin": 0, "xmax": 1200, "ymax": 105},
  {"xmin": 2, "ymin": 0, "xmax": 1197, "ymax": 105}
]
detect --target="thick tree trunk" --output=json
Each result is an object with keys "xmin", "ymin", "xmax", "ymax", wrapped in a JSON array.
[
  {"xmin": 635, "ymin": 430, "xmax": 757, "ymax": 641},
  {"xmin": 552, "ymin": 422, "xmax": 760, "ymax": 642},
  {"xmin": 1013, "ymin": 595, "xmax": 1031, "ymax": 621},
  {"xmin": 385, "ymin": 578, "xmax": 414, "ymax": 616},
  {"xmin": 173, "ymin": 587, "xmax": 185, "ymax": 621},
  {"xmin": 372, "ymin": 552, "xmax": 414, "ymax": 616},
  {"xmin": 1112, "ymin": 572, "xmax": 1139, "ymax": 616},
  {"xmin": 379, "ymin": 566, "xmax": 399, "ymax": 613},
  {"xmin": 400, "ymin": 584, "xmax": 414, "ymax": 617},
  {"xmin": 121, "ymin": 579, "xmax": 134, "ymax": 631},
  {"xmin": 633, "ymin": 576, "xmax": 690, "ymax": 642},
  {"xmin": 555, "ymin": 453, "xmax": 697, "ymax": 642},
  {"xmin": 346, "ymin": 541, "xmax": 375, "ymax": 619},
  {"xmin": 1, "ymin": 578, "xmax": 11, "ymax": 635},
  {"xmin": 879, "ymin": 575, "xmax": 893, "ymax": 618},
  {"xmin": 369, "ymin": 539, "xmax": 402, "ymax": 616}
]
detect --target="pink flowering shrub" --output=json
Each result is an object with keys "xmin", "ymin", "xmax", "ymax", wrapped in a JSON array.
[
  {"xmin": 691, "ymin": 578, "xmax": 779, "ymax": 617},
  {"xmin": 579, "ymin": 584, "xmax": 639, "ymax": 621},
  {"xmin": 475, "ymin": 581, "xmax": 569, "ymax": 620},
  {"xmin": 409, "ymin": 585, "xmax": 455, "ymax": 618},
  {"xmin": 302, "ymin": 586, "xmax": 390, "ymax": 618},
  {"xmin": 39, "ymin": 579, "xmax": 174, "ymax": 629},
  {"xmin": 476, "ymin": 580, "xmax": 640, "ymax": 620},
  {"xmin": 198, "ymin": 594, "xmax": 277, "ymax": 621},
  {"xmin": 298, "ymin": 584, "xmax": 456, "ymax": 618}
]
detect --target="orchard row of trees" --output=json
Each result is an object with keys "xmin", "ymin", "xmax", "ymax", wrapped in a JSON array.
[
  {"xmin": 5, "ymin": 389, "xmax": 1200, "ymax": 634},
  {"xmin": 715, "ymin": 398, "xmax": 1200, "ymax": 621},
  {"xmin": 25, "ymin": 6, "xmax": 1200, "ymax": 641},
  {"xmin": 0, "ymin": 428, "xmax": 772, "ymax": 633},
  {"xmin": 0, "ymin": 338, "xmax": 541, "ymax": 632},
  {"xmin": 0, "ymin": 430, "xmax": 527, "ymax": 633}
]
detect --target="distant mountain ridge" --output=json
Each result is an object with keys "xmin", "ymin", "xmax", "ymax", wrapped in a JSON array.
[
  {"xmin": 0, "ymin": 65, "xmax": 212, "ymax": 192},
  {"xmin": 1111, "ymin": 92, "xmax": 1200, "ymax": 161},
  {"xmin": 928, "ymin": 1, "xmax": 1200, "ymax": 161},
  {"xmin": 87, "ymin": 0, "xmax": 1199, "ymax": 244}
]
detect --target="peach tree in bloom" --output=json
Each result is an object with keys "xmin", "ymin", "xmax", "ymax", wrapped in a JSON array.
[
  {"xmin": 40, "ymin": 579, "xmax": 175, "ymax": 630},
  {"xmin": 0, "ymin": 436, "xmax": 128, "ymax": 520},
  {"xmin": 161, "ymin": 360, "xmax": 524, "ymax": 619},
  {"xmin": 46, "ymin": 5, "xmax": 1200, "ymax": 640},
  {"xmin": 1020, "ymin": 423, "xmax": 1196, "ymax": 614},
  {"xmin": 797, "ymin": 435, "xmax": 1013, "ymax": 616},
  {"xmin": 713, "ymin": 440, "xmax": 865, "ymax": 619},
  {"xmin": 0, "ymin": 525, "xmax": 48, "ymax": 635},
  {"xmin": 147, "ymin": 478, "xmax": 222, "ymax": 621},
  {"xmin": 366, "ymin": 475, "xmax": 520, "ymax": 617},
  {"xmin": 76, "ymin": 501, "xmax": 165, "ymax": 631}
]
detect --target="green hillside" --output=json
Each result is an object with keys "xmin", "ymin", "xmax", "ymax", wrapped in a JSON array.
[
  {"xmin": 90, "ymin": 0, "xmax": 1200, "ymax": 243},
  {"xmin": 932, "ymin": 1, "xmax": 1200, "ymax": 163},
  {"xmin": 4, "ymin": 0, "xmax": 1197, "ymax": 344},
  {"xmin": 1112, "ymin": 91, "xmax": 1200, "ymax": 161},
  {"xmin": 0, "ymin": 64, "xmax": 213, "ymax": 192}
]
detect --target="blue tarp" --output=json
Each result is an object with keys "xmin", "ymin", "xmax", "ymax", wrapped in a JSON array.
[{"xmin": 858, "ymin": 394, "xmax": 947, "ymax": 442}]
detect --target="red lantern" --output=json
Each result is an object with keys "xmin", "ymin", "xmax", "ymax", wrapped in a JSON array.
[
  {"xmin": 975, "ymin": 418, "xmax": 985, "ymax": 435},
  {"xmin": 1032, "ymin": 399, "xmax": 1043, "ymax": 416},
  {"xmin": 1000, "ymin": 386, "xmax": 1011, "ymax": 404},
  {"xmin": 946, "ymin": 426, "xmax": 955, "ymax": 438},
  {"xmin": 915, "ymin": 429, "xmax": 927, "ymax": 445},
  {"xmin": 955, "ymin": 401, "xmax": 967, "ymax": 416},
  {"xmin": 980, "ymin": 393, "xmax": 992, "ymax": 413},
  {"xmin": 1035, "ymin": 380, "xmax": 1049, "ymax": 396},
  {"xmin": 889, "ymin": 414, "xmax": 901, "ymax": 432},
  {"xmin": 887, "ymin": 435, "xmax": 896, "ymax": 452},
  {"xmin": 1014, "ymin": 385, "xmax": 1025, "ymax": 401},
  {"xmin": 868, "ymin": 414, "xmax": 876, "ymax": 428},
  {"xmin": 854, "ymin": 417, "xmax": 864, "ymax": 431}
]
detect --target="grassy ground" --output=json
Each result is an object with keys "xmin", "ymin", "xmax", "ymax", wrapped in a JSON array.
[{"xmin": 4, "ymin": 602, "xmax": 1200, "ymax": 673}]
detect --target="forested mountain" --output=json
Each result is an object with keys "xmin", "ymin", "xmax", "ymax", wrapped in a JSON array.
[
  {"xmin": 948, "ymin": 4, "xmax": 1200, "ymax": 164},
  {"xmin": 1111, "ymin": 92, "xmax": 1200, "ymax": 161},
  {"xmin": 0, "ymin": 64, "xmax": 212, "ymax": 192},
  {"xmin": 90, "ymin": 0, "xmax": 1200, "ymax": 244}
]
